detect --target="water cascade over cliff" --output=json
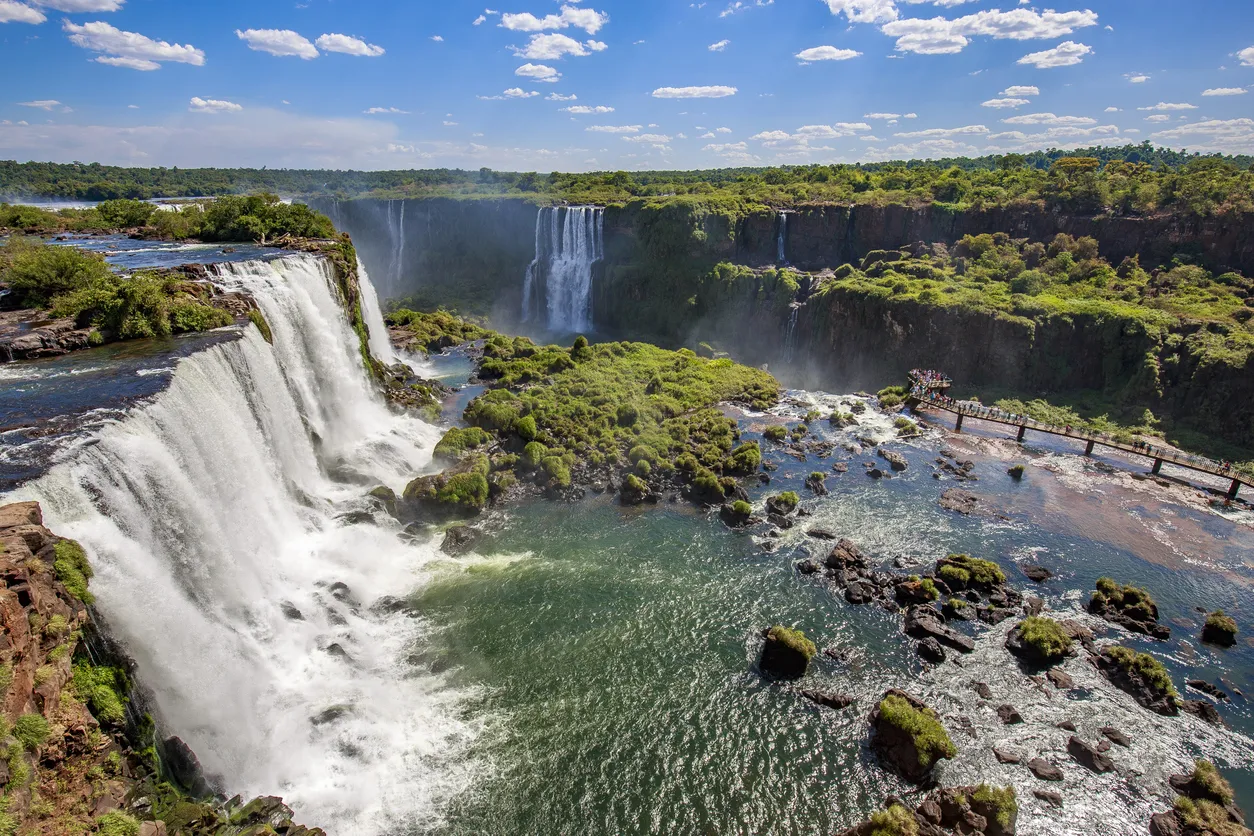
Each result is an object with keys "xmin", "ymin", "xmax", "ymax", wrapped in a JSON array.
[
  {"xmin": 11, "ymin": 254, "xmax": 479, "ymax": 833},
  {"xmin": 521, "ymin": 206, "xmax": 604, "ymax": 333},
  {"xmin": 777, "ymin": 211, "xmax": 789, "ymax": 266}
]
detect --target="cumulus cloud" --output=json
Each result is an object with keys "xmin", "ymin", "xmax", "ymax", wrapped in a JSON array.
[
  {"xmin": 501, "ymin": 5, "xmax": 608, "ymax": 35},
  {"xmin": 473, "ymin": 14, "xmax": 487, "ymax": 25},
  {"xmin": 893, "ymin": 124, "xmax": 988, "ymax": 137},
  {"xmin": 563, "ymin": 105, "xmax": 614, "ymax": 114},
  {"xmin": 586, "ymin": 124, "xmax": 640, "ymax": 133},
  {"xmin": 1000, "ymin": 85, "xmax": 1039, "ymax": 97},
  {"xmin": 1002, "ymin": 112, "xmax": 1096, "ymax": 126},
  {"xmin": 1240, "ymin": 47, "xmax": 1254, "ymax": 67},
  {"xmin": 512, "ymin": 32, "xmax": 606, "ymax": 59},
  {"xmin": 1137, "ymin": 102, "xmax": 1197, "ymax": 111},
  {"xmin": 315, "ymin": 33, "xmax": 385, "ymax": 56},
  {"xmin": 1144, "ymin": 114, "xmax": 1171, "ymax": 122},
  {"xmin": 1017, "ymin": 40, "xmax": 1091, "ymax": 68},
  {"xmin": 982, "ymin": 98, "xmax": 1029, "ymax": 108},
  {"xmin": 796, "ymin": 45, "xmax": 862, "ymax": 62},
  {"xmin": 65, "ymin": 21, "xmax": 206, "ymax": 70},
  {"xmin": 364, "ymin": 106, "xmax": 408, "ymax": 114},
  {"xmin": 0, "ymin": 1, "xmax": 46, "ymax": 23},
  {"xmin": 546, "ymin": 92, "xmax": 577, "ymax": 101},
  {"xmin": 189, "ymin": 97, "xmax": 242, "ymax": 114},
  {"xmin": 652, "ymin": 85, "xmax": 737, "ymax": 98},
  {"xmin": 880, "ymin": 9, "xmax": 1097, "ymax": 55},
  {"xmin": 822, "ymin": 0, "xmax": 898, "ymax": 24},
  {"xmin": 478, "ymin": 88, "xmax": 540, "ymax": 100},
  {"xmin": 35, "ymin": 0, "xmax": 124, "ymax": 10},
  {"xmin": 1151, "ymin": 118, "xmax": 1254, "ymax": 153},
  {"xmin": 236, "ymin": 28, "xmax": 318, "ymax": 59},
  {"xmin": 1202, "ymin": 87, "xmax": 1247, "ymax": 97},
  {"xmin": 709, "ymin": 39, "xmax": 730, "ymax": 51},
  {"xmin": 18, "ymin": 99, "xmax": 62, "ymax": 110},
  {"xmin": 864, "ymin": 112, "xmax": 900, "ymax": 119},
  {"xmin": 1125, "ymin": 73, "xmax": 1149, "ymax": 83},
  {"xmin": 431, "ymin": 35, "xmax": 444, "ymax": 42},
  {"xmin": 515, "ymin": 62, "xmax": 560, "ymax": 82}
]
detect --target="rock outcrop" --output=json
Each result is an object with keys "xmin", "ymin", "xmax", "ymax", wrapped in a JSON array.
[
  {"xmin": 838, "ymin": 784, "xmax": 1018, "ymax": 836},
  {"xmin": 870, "ymin": 690, "xmax": 956, "ymax": 784}
]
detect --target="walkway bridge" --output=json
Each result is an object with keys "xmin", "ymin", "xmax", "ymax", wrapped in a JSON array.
[{"xmin": 905, "ymin": 372, "xmax": 1249, "ymax": 501}]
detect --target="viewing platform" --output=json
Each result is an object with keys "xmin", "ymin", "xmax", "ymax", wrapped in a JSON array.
[{"xmin": 906, "ymin": 373, "xmax": 1250, "ymax": 501}]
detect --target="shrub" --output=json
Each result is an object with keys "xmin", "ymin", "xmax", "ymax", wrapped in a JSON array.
[
  {"xmin": 1203, "ymin": 610, "xmax": 1237, "ymax": 645},
  {"xmin": 1104, "ymin": 646, "xmax": 1177, "ymax": 698},
  {"xmin": 248, "ymin": 309, "xmax": 274, "ymax": 343},
  {"xmin": 71, "ymin": 662, "xmax": 129, "ymax": 725},
  {"xmin": 436, "ymin": 472, "xmax": 490, "ymax": 509},
  {"xmin": 732, "ymin": 500, "xmax": 752, "ymax": 517},
  {"xmin": 635, "ymin": 459, "xmax": 652, "ymax": 477},
  {"xmin": 868, "ymin": 805, "xmax": 918, "ymax": 836},
  {"xmin": 521, "ymin": 442, "xmax": 548, "ymax": 468},
  {"xmin": 1190, "ymin": 759, "xmax": 1235, "ymax": 805},
  {"xmin": 763, "ymin": 425, "xmax": 787, "ymax": 442},
  {"xmin": 97, "ymin": 198, "xmax": 156, "ymax": 229},
  {"xmin": 628, "ymin": 444, "xmax": 658, "ymax": 466},
  {"xmin": 877, "ymin": 694, "xmax": 956, "ymax": 769},
  {"xmin": 894, "ymin": 417, "xmax": 917, "ymax": 434},
  {"xmin": 878, "ymin": 385, "xmax": 908, "ymax": 408},
  {"xmin": 54, "ymin": 539, "xmax": 93, "ymax": 603},
  {"xmin": 169, "ymin": 301, "xmax": 231, "ymax": 334},
  {"xmin": 941, "ymin": 554, "xmax": 1005, "ymax": 586},
  {"xmin": 918, "ymin": 578, "xmax": 939, "ymax": 602},
  {"xmin": 4, "ymin": 239, "xmax": 113, "ymax": 308},
  {"xmin": 1173, "ymin": 797, "xmax": 1243, "ymax": 836},
  {"xmin": 571, "ymin": 334, "xmax": 592, "ymax": 361},
  {"xmin": 541, "ymin": 456, "xmax": 572, "ymax": 488},
  {"xmin": 13, "ymin": 713, "xmax": 50, "ymax": 750},
  {"xmin": 971, "ymin": 784, "xmax": 1018, "ymax": 830},
  {"xmin": 514, "ymin": 415, "xmax": 537, "ymax": 442},
  {"xmin": 770, "ymin": 491, "xmax": 799, "ymax": 513},
  {"xmin": 1017, "ymin": 616, "xmax": 1073, "ymax": 661},
  {"xmin": 1008, "ymin": 464, "xmax": 1026, "ymax": 479},
  {"xmin": 434, "ymin": 427, "xmax": 491, "ymax": 462},
  {"xmin": 766, "ymin": 625, "xmax": 816, "ymax": 661},
  {"xmin": 938, "ymin": 564, "xmax": 970, "ymax": 588},
  {"xmin": 724, "ymin": 441, "xmax": 761, "ymax": 474},
  {"xmin": 95, "ymin": 811, "xmax": 141, "ymax": 836}
]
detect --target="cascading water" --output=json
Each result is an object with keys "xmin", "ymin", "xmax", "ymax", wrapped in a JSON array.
[
  {"xmin": 782, "ymin": 305, "xmax": 800, "ymax": 363},
  {"xmin": 777, "ymin": 211, "xmax": 789, "ymax": 266},
  {"xmin": 389, "ymin": 199, "xmax": 407, "ymax": 293},
  {"xmin": 520, "ymin": 206, "xmax": 603, "ymax": 333},
  {"xmin": 8, "ymin": 254, "xmax": 481, "ymax": 834}
]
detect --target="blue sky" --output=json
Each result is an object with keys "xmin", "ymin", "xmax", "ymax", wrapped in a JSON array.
[{"xmin": 1, "ymin": 0, "xmax": 1252, "ymax": 171}]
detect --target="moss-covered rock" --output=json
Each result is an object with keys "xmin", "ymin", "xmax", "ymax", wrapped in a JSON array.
[
  {"xmin": 1005, "ymin": 616, "xmax": 1074, "ymax": 665},
  {"xmin": 1095, "ymin": 645, "xmax": 1179, "ymax": 715},
  {"xmin": 1089, "ymin": 577, "xmax": 1169, "ymax": 639},
  {"xmin": 1201, "ymin": 610, "xmax": 1238, "ymax": 647},
  {"xmin": 402, "ymin": 454, "xmax": 491, "ymax": 518},
  {"xmin": 870, "ymin": 689, "xmax": 956, "ymax": 783},
  {"xmin": 759, "ymin": 625, "xmax": 816, "ymax": 680},
  {"xmin": 433, "ymin": 426, "xmax": 492, "ymax": 464},
  {"xmin": 936, "ymin": 553, "xmax": 1005, "ymax": 590},
  {"xmin": 765, "ymin": 491, "xmax": 800, "ymax": 516}
]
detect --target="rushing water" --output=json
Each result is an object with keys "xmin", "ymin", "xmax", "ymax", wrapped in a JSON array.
[
  {"xmin": 5, "ymin": 254, "xmax": 481, "ymax": 833},
  {"xmin": 778, "ymin": 211, "xmax": 789, "ymax": 265},
  {"xmin": 521, "ymin": 206, "xmax": 603, "ymax": 333}
]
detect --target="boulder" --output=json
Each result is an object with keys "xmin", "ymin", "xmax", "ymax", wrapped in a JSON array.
[
  {"xmin": 878, "ymin": 449, "xmax": 909, "ymax": 471},
  {"xmin": 997, "ymin": 704, "xmax": 1024, "ymax": 725},
  {"xmin": 1021, "ymin": 565, "xmax": 1053, "ymax": 582},
  {"xmin": 1027, "ymin": 759, "xmax": 1064, "ymax": 781},
  {"xmin": 1047, "ymin": 668, "xmax": 1075, "ymax": 690},
  {"xmin": 759, "ymin": 626, "xmax": 816, "ymax": 680},
  {"xmin": 1181, "ymin": 699, "xmax": 1225, "ymax": 727},
  {"xmin": 799, "ymin": 690, "xmax": 853, "ymax": 711},
  {"xmin": 1033, "ymin": 790, "xmax": 1064, "ymax": 809},
  {"xmin": 1100, "ymin": 727, "xmax": 1131, "ymax": 747},
  {"xmin": 917, "ymin": 637, "xmax": 946, "ymax": 664},
  {"xmin": 163, "ymin": 736, "xmax": 212, "ymax": 796},
  {"xmin": 1067, "ymin": 736, "xmax": 1114, "ymax": 773},
  {"xmin": 904, "ymin": 605, "xmax": 975, "ymax": 653},
  {"xmin": 869, "ymin": 689, "xmax": 956, "ymax": 784},
  {"xmin": 806, "ymin": 528, "xmax": 838, "ymax": 540},
  {"xmin": 441, "ymin": 525, "xmax": 481, "ymax": 555},
  {"xmin": 994, "ymin": 747, "xmax": 1022, "ymax": 764}
]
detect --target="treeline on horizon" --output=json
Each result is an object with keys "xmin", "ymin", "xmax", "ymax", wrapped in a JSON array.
[{"xmin": 2, "ymin": 142, "xmax": 1252, "ymax": 216}]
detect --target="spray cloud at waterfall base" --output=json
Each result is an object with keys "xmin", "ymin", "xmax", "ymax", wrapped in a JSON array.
[
  {"xmin": 522, "ymin": 206, "xmax": 604, "ymax": 334},
  {"xmin": 9, "ymin": 254, "xmax": 482, "ymax": 834}
]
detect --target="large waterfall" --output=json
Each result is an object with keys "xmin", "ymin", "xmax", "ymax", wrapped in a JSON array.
[
  {"xmin": 521, "ymin": 206, "xmax": 603, "ymax": 333},
  {"xmin": 8, "ymin": 255, "xmax": 479, "ymax": 834},
  {"xmin": 777, "ymin": 211, "xmax": 789, "ymax": 266}
]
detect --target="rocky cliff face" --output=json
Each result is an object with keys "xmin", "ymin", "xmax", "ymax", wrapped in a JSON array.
[{"xmin": 0, "ymin": 501, "xmax": 324, "ymax": 836}]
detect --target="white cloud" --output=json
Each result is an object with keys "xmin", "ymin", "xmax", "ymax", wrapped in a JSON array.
[
  {"xmin": 893, "ymin": 124, "xmax": 988, "ymax": 137},
  {"xmin": 512, "ymin": 32, "xmax": 606, "ymax": 59},
  {"xmin": 622, "ymin": 133, "xmax": 672, "ymax": 143},
  {"xmin": 1000, "ymin": 85, "xmax": 1039, "ymax": 96},
  {"xmin": 546, "ymin": 92, "xmax": 577, "ymax": 101},
  {"xmin": 702, "ymin": 141, "xmax": 748, "ymax": 152},
  {"xmin": 1151, "ymin": 118, "xmax": 1254, "ymax": 153},
  {"xmin": 477, "ymin": 88, "xmax": 540, "ymax": 100},
  {"xmin": 431, "ymin": 35, "xmax": 444, "ymax": 42},
  {"xmin": 364, "ymin": 106, "xmax": 408, "ymax": 114},
  {"xmin": 1137, "ymin": 102, "xmax": 1197, "ymax": 111},
  {"xmin": 709, "ymin": 39, "xmax": 730, "ymax": 51},
  {"xmin": 1240, "ymin": 47, "xmax": 1254, "ymax": 67},
  {"xmin": 904, "ymin": 112, "xmax": 917, "ymax": 118},
  {"xmin": 501, "ymin": 5, "xmax": 608, "ymax": 35},
  {"xmin": 64, "ymin": 20, "xmax": 205, "ymax": 69},
  {"xmin": 822, "ymin": 0, "xmax": 898, "ymax": 24},
  {"xmin": 586, "ymin": 124, "xmax": 640, "ymax": 133},
  {"xmin": 700, "ymin": 131, "xmax": 717, "ymax": 139},
  {"xmin": 515, "ymin": 62, "xmax": 560, "ymax": 82},
  {"xmin": 315, "ymin": 33, "xmax": 385, "ymax": 57},
  {"xmin": 716, "ymin": 126, "xmax": 732, "ymax": 133},
  {"xmin": 1002, "ymin": 112, "xmax": 1095, "ymax": 126},
  {"xmin": 563, "ymin": 105, "xmax": 614, "ymax": 114},
  {"xmin": 864, "ymin": 112, "xmax": 900, "ymax": 119},
  {"xmin": 236, "ymin": 28, "xmax": 318, "ymax": 59},
  {"xmin": 189, "ymin": 97, "xmax": 242, "ymax": 114},
  {"xmin": 719, "ymin": 0, "xmax": 774, "ymax": 18},
  {"xmin": 443, "ymin": 120, "xmax": 457, "ymax": 126},
  {"xmin": 1017, "ymin": 40, "xmax": 1091, "ymax": 68},
  {"xmin": 473, "ymin": 14, "xmax": 487, "ymax": 25},
  {"xmin": 1202, "ymin": 87, "xmax": 1247, "ymax": 97},
  {"xmin": 982, "ymin": 97, "xmax": 1029, "ymax": 108},
  {"xmin": 796, "ymin": 45, "xmax": 862, "ymax": 62},
  {"xmin": 1125, "ymin": 73, "xmax": 1149, "ymax": 83},
  {"xmin": 0, "ymin": 0, "xmax": 46, "ymax": 23},
  {"xmin": 35, "ymin": 0, "xmax": 124, "ymax": 10},
  {"xmin": 652, "ymin": 85, "xmax": 737, "ymax": 98},
  {"xmin": 1104, "ymin": 106, "xmax": 1120, "ymax": 112},
  {"xmin": 18, "ymin": 99, "xmax": 62, "ymax": 110},
  {"xmin": 881, "ymin": 9, "xmax": 1097, "ymax": 56},
  {"xmin": 1144, "ymin": 115, "xmax": 1170, "ymax": 122}
]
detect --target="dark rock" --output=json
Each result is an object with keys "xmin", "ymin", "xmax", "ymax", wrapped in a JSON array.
[
  {"xmin": 1047, "ymin": 668, "xmax": 1075, "ymax": 690},
  {"xmin": 1094, "ymin": 648, "xmax": 1180, "ymax": 716},
  {"xmin": 878, "ymin": 449, "xmax": 909, "ymax": 471},
  {"xmin": 1033, "ymin": 789, "xmax": 1064, "ymax": 808},
  {"xmin": 844, "ymin": 581, "xmax": 878, "ymax": 605},
  {"xmin": 767, "ymin": 512, "xmax": 795, "ymax": 530},
  {"xmin": 795, "ymin": 559, "xmax": 822, "ymax": 575},
  {"xmin": 326, "ymin": 643, "xmax": 354, "ymax": 663},
  {"xmin": 759, "ymin": 626, "xmax": 814, "ymax": 680},
  {"xmin": 979, "ymin": 606, "xmax": 1017, "ymax": 626},
  {"xmin": 1057, "ymin": 720, "xmax": 1077, "ymax": 731},
  {"xmin": 972, "ymin": 682, "xmax": 993, "ymax": 700},
  {"xmin": 799, "ymin": 690, "xmax": 853, "ymax": 711},
  {"xmin": 994, "ymin": 747, "xmax": 1022, "ymax": 764},
  {"xmin": 1100, "ymin": 727, "xmax": 1131, "ymax": 747},
  {"xmin": 1022, "ymin": 565, "xmax": 1053, "ymax": 582},
  {"xmin": 1181, "ymin": 699, "xmax": 1226, "ymax": 727},
  {"xmin": 939, "ymin": 488, "xmax": 981, "ymax": 515},
  {"xmin": 328, "ymin": 582, "xmax": 357, "ymax": 606},
  {"xmin": 806, "ymin": 528, "xmax": 838, "ymax": 540},
  {"xmin": 310, "ymin": 705, "xmax": 353, "ymax": 726},
  {"xmin": 1028, "ymin": 758, "xmax": 1064, "ymax": 781},
  {"xmin": 441, "ymin": 525, "xmax": 481, "ymax": 555},
  {"xmin": 804, "ymin": 473, "xmax": 828, "ymax": 495},
  {"xmin": 280, "ymin": 602, "xmax": 304, "ymax": 621},
  {"xmin": 869, "ymin": 689, "xmax": 954, "ymax": 784},
  {"xmin": 1096, "ymin": 739, "xmax": 1112, "ymax": 753},
  {"xmin": 765, "ymin": 494, "xmax": 799, "ymax": 517},
  {"xmin": 1187, "ymin": 680, "xmax": 1231, "ymax": 702},
  {"xmin": 997, "ymin": 704, "xmax": 1024, "ymax": 725},
  {"xmin": 1067, "ymin": 736, "xmax": 1114, "ymax": 773},
  {"xmin": 917, "ymin": 637, "xmax": 946, "ymax": 663},
  {"xmin": 163, "ymin": 737, "xmax": 212, "ymax": 796},
  {"xmin": 1149, "ymin": 812, "xmax": 1183, "ymax": 836},
  {"xmin": 904, "ymin": 605, "xmax": 975, "ymax": 653},
  {"xmin": 942, "ymin": 598, "xmax": 975, "ymax": 621}
]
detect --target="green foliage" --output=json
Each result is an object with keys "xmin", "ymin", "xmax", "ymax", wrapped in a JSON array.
[
  {"xmin": 542, "ymin": 456, "xmax": 572, "ymax": 488},
  {"xmin": 1173, "ymin": 796, "xmax": 1245, "ymax": 836},
  {"xmin": 514, "ymin": 414, "xmax": 537, "ymax": 442},
  {"xmin": 878, "ymin": 385, "xmax": 908, "ymax": 408},
  {"xmin": 2, "ymin": 236, "xmax": 112, "ymax": 308},
  {"xmin": 247, "ymin": 308, "xmax": 274, "ymax": 343},
  {"xmin": 434, "ymin": 427, "xmax": 491, "ymax": 462},
  {"xmin": 766, "ymin": 626, "xmax": 816, "ymax": 661},
  {"xmin": 198, "ymin": 193, "xmax": 335, "ymax": 242},
  {"xmin": 54, "ymin": 539, "xmax": 93, "ymax": 604},
  {"xmin": 941, "ymin": 554, "xmax": 1005, "ymax": 586},
  {"xmin": 96, "ymin": 198, "xmax": 156, "ymax": 228},
  {"xmin": 868, "ymin": 805, "xmax": 918, "ymax": 836},
  {"xmin": 95, "ymin": 811, "xmax": 141, "ymax": 836},
  {"xmin": 1205, "ymin": 610, "xmax": 1237, "ymax": 638},
  {"xmin": 1008, "ymin": 464, "xmax": 1026, "ymax": 479},
  {"xmin": 732, "ymin": 500, "xmax": 752, "ymax": 517},
  {"xmin": 1092, "ymin": 577, "xmax": 1157, "ymax": 619},
  {"xmin": 770, "ymin": 491, "xmax": 799, "ymax": 513},
  {"xmin": 571, "ymin": 334, "xmax": 592, "ymax": 361},
  {"xmin": 763, "ymin": 425, "xmax": 787, "ymax": 441},
  {"xmin": 724, "ymin": 441, "xmax": 761, "ymax": 474},
  {"xmin": 71, "ymin": 661, "xmax": 129, "ymax": 725},
  {"xmin": 1191, "ymin": 759, "xmax": 1235, "ymax": 805},
  {"xmin": 13, "ymin": 713, "xmax": 50, "ymax": 750},
  {"xmin": 877, "ymin": 694, "xmax": 956, "ymax": 769},
  {"xmin": 1104, "ymin": 646, "xmax": 1178, "ymax": 698},
  {"xmin": 384, "ymin": 308, "xmax": 490, "ymax": 353},
  {"xmin": 918, "ymin": 578, "xmax": 939, "ymax": 602},
  {"xmin": 971, "ymin": 784, "xmax": 1018, "ymax": 829},
  {"xmin": 521, "ymin": 442, "xmax": 548, "ymax": 468},
  {"xmin": 437, "ymin": 471, "xmax": 490, "ymax": 509},
  {"xmin": 1017, "ymin": 616, "xmax": 1074, "ymax": 661}
]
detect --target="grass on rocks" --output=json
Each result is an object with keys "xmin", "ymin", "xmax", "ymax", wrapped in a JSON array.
[{"xmin": 878, "ymin": 694, "xmax": 956, "ymax": 770}]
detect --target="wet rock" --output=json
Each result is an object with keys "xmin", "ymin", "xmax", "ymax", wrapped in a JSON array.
[
  {"xmin": 972, "ymin": 682, "xmax": 993, "ymax": 700},
  {"xmin": 280, "ymin": 602, "xmax": 304, "ymax": 621},
  {"xmin": 997, "ymin": 704, "xmax": 1024, "ymax": 725},
  {"xmin": 1057, "ymin": 720, "xmax": 1077, "ymax": 731},
  {"xmin": 1149, "ymin": 812, "xmax": 1183, "ymax": 836},
  {"xmin": 1201, "ymin": 611, "xmax": 1238, "ymax": 647},
  {"xmin": 328, "ymin": 582, "xmax": 357, "ymax": 606},
  {"xmin": 1094, "ymin": 647, "xmax": 1180, "ymax": 716},
  {"xmin": 869, "ymin": 689, "xmax": 955, "ymax": 784},
  {"xmin": 310, "ymin": 705, "xmax": 353, "ymax": 726},
  {"xmin": 441, "ymin": 524, "xmax": 481, "ymax": 555},
  {"xmin": 1021, "ymin": 565, "xmax": 1053, "ymax": 582},
  {"xmin": 878, "ymin": 449, "xmax": 909, "ymax": 471},
  {"xmin": 370, "ymin": 595, "xmax": 410, "ymax": 616},
  {"xmin": 767, "ymin": 512, "xmax": 795, "ymax": 530},
  {"xmin": 765, "ymin": 493, "xmax": 799, "ymax": 517},
  {"xmin": 1028, "ymin": 758, "xmax": 1064, "ymax": 781},
  {"xmin": 1033, "ymin": 789, "xmax": 1064, "ymax": 809},
  {"xmin": 799, "ymin": 690, "xmax": 853, "ymax": 711},
  {"xmin": 795, "ymin": 558, "xmax": 822, "ymax": 575},
  {"xmin": 1067, "ymin": 736, "xmax": 1114, "ymax": 773},
  {"xmin": 866, "ymin": 467, "xmax": 887, "ymax": 479},
  {"xmin": 163, "ymin": 736, "xmax": 212, "ymax": 796},
  {"xmin": 994, "ymin": 747, "xmax": 1022, "ymax": 764},
  {"xmin": 904, "ymin": 605, "xmax": 975, "ymax": 653},
  {"xmin": 806, "ymin": 528, "xmax": 838, "ymax": 540},
  {"xmin": 943, "ymin": 597, "xmax": 975, "ymax": 621},
  {"xmin": 1100, "ymin": 727, "xmax": 1131, "ymax": 747},
  {"xmin": 831, "ymin": 462, "xmax": 849, "ymax": 474},
  {"xmin": 326, "ymin": 643, "xmax": 354, "ymax": 663},
  {"xmin": 1187, "ymin": 680, "xmax": 1231, "ymax": 702},
  {"xmin": 1088, "ymin": 579, "xmax": 1171, "ymax": 640},
  {"xmin": 805, "ymin": 473, "xmax": 828, "ymax": 495},
  {"xmin": 939, "ymin": 488, "xmax": 981, "ymax": 515},
  {"xmin": 719, "ymin": 503, "xmax": 755, "ymax": 528},
  {"xmin": 1181, "ymin": 699, "xmax": 1226, "ymax": 727},
  {"xmin": 366, "ymin": 485, "xmax": 398, "ymax": 517},
  {"xmin": 979, "ymin": 605, "xmax": 1017, "ymax": 626},
  {"xmin": 759, "ymin": 626, "xmax": 816, "ymax": 680},
  {"xmin": 917, "ymin": 637, "xmax": 947, "ymax": 664}
]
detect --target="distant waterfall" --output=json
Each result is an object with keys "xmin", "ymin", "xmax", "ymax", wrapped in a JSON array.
[
  {"xmin": 782, "ymin": 305, "xmax": 800, "ymax": 363},
  {"xmin": 9, "ymin": 254, "xmax": 479, "ymax": 834},
  {"xmin": 388, "ymin": 199, "xmax": 407, "ymax": 292},
  {"xmin": 776, "ymin": 211, "xmax": 789, "ymax": 266},
  {"xmin": 521, "ymin": 206, "xmax": 603, "ymax": 333}
]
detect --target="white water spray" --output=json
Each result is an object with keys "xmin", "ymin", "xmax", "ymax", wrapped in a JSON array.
[
  {"xmin": 777, "ymin": 211, "xmax": 789, "ymax": 266},
  {"xmin": 520, "ymin": 206, "xmax": 603, "ymax": 333},
  {"xmin": 8, "ymin": 254, "xmax": 480, "ymax": 834}
]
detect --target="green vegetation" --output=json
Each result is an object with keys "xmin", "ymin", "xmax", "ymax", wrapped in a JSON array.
[
  {"xmin": 763, "ymin": 425, "xmax": 788, "ymax": 442},
  {"xmin": 878, "ymin": 385, "xmax": 908, "ymax": 408},
  {"xmin": 918, "ymin": 578, "xmax": 940, "ymax": 602},
  {"xmin": 1103, "ymin": 645, "xmax": 1178, "ymax": 701},
  {"xmin": 1203, "ymin": 610, "xmax": 1238, "ymax": 646},
  {"xmin": 1091, "ymin": 577, "xmax": 1158, "ymax": 621},
  {"xmin": 937, "ymin": 554, "xmax": 1005, "ymax": 588},
  {"xmin": 13, "ymin": 714, "xmax": 50, "ymax": 751},
  {"xmin": 971, "ymin": 784, "xmax": 1018, "ymax": 830},
  {"xmin": 1190, "ymin": 760, "xmax": 1236, "ymax": 805},
  {"xmin": 53, "ymin": 539, "xmax": 93, "ymax": 604},
  {"xmin": 765, "ymin": 625, "xmax": 816, "ymax": 661},
  {"xmin": 867, "ymin": 805, "xmax": 918, "ymax": 836},
  {"xmin": 433, "ymin": 427, "xmax": 492, "ymax": 463},
  {"xmin": 769, "ymin": 491, "xmax": 800, "ymax": 514},
  {"xmin": 1016, "ymin": 616, "xmax": 1074, "ymax": 662},
  {"xmin": 1008, "ymin": 464, "xmax": 1026, "ymax": 479},
  {"xmin": 385, "ymin": 308, "xmax": 491, "ymax": 353},
  {"xmin": 877, "ymin": 694, "xmax": 956, "ymax": 770},
  {"xmin": 95, "ymin": 811, "xmax": 141, "ymax": 836},
  {"xmin": 71, "ymin": 661, "xmax": 129, "ymax": 725},
  {"xmin": 1173, "ymin": 797, "xmax": 1245, "ymax": 836},
  {"xmin": 247, "ymin": 309, "xmax": 273, "ymax": 344},
  {"xmin": 731, "ymin": 500, "xmax": 752, "ymax": 517}
]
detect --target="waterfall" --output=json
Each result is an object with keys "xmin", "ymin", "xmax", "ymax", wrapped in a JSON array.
[
  {"xmin": 782, "ymin": 305, "xmax": 800, "ymax": 363},
  {"xmin": 357, "ymin": 258, "xmax": 399, "ymax": 368},
  {"xmin": 390, "ymin": 199, "xmax": 406, "ymax": 293},
  {"xmin": 520, "ymin": 206, "xmax": 603, "ymax": 333},
  {"xmin": 777, "ymin": 211, "xmax": 789, "ymax": 266},
  {"xmin": 7, "ymin": 254, "xmax": 480, "ymax": 834}
]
